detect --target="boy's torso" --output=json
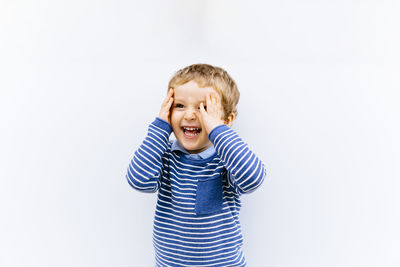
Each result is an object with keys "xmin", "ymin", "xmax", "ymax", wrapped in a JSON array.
[{"xmin": 152, "ymin": 145, "xmax": 247, "ymax": 266}]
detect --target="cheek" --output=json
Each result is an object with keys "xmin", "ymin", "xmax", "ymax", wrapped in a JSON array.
[{"xmin": 170, "ymin": 112, "xmax": 180, "ymax": 127}]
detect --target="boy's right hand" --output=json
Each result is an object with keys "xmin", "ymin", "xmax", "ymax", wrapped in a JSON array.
[{"xmin": 158, "ymin": 88, "xmax": 174, "ymax": 125}]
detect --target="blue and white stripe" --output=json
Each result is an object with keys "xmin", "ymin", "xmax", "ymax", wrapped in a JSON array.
[{"xmin": 126, "ymin": 117, "xmax": 266, "ymax": 266}]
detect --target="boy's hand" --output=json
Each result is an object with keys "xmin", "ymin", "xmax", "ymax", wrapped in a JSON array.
[
  {"xmin": 199, "ymin": 92, "xmax": 225, "ymax": 135},
  {"xmin": 159, "ymin": 88, "xmax": 174, "ymax": 125}
]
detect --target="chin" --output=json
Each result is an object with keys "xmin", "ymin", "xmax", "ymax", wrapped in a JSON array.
[
  {"xmin": 184, "ymin": 142, "xmax": 211, "ymax": 154},
  {"xmin": 181, "ymin": 143, "xmax": 201, "ymax": 153},
  {"xmin": 175, "ymin": 130, "xmax": 211, "ymax": 154}
]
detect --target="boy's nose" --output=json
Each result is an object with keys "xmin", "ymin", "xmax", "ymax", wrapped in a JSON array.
[{"xmin": 184, "ymin": 109, "xmax": 197, "ymax": 120}]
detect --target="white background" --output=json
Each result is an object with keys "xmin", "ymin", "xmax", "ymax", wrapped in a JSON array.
[{"xmin": 1, "ymin": 0, "xmax": 399, "ymax": 266}]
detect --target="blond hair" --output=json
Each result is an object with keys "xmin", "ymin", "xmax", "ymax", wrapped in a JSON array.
[{"xmin": 168, "ymin": 63, "xmax": 240, "ymax": 119}]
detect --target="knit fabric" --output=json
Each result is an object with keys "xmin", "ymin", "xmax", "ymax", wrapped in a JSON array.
[{"xmin": 126, "ymin": 117, "xmax": 267, "ymax": 266}]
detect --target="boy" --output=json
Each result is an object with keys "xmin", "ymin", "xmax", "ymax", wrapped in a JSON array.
[{"xmin": 126, "ymin": 64, "xmax": 266, "ymax": 266}]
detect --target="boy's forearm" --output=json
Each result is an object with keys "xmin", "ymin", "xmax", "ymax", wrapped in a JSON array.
[
  {"xmin": 126, "ymin": 117, "xmax": 172, "ymax": 193},
  {"xmin": 209, "ymin": 125, "xmax": 266, "ymax": 194}
]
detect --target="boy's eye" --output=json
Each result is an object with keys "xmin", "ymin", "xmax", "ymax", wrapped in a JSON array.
[
  {"xmin": 198, "ymin": 106, "xmax": 207, "ymax": 111},
  {"xmin": 175, "ymin": 104, "xmax": 184, "ymax": 108}
]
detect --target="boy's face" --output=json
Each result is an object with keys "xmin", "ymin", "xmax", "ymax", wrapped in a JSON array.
[{"xmin": 171, "ymin": 80, "xmax": 223, "ymax": 154}]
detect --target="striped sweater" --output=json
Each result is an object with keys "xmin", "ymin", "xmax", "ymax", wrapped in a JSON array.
[{"xmin": 126, "ymin": 117, "xmax": 266, "ymax": 267}]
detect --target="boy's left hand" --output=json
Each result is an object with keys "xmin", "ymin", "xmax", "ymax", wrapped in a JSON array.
[{"xmin": 199, "ymin": 92, "xmax": 225, "ymax": 135}]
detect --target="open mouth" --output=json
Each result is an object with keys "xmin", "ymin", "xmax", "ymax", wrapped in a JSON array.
[{"xmin": 182, "ymin": 127, "xmax": 201, "ymax": 137}]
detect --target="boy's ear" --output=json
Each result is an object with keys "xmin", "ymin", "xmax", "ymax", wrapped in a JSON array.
[{"xmin": 224, "ymin": 113, "xmax": 236, "ymax": 127}]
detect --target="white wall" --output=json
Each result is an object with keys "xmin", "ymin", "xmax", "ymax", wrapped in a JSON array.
[{"xmin": 1, "ymin": 1, "xmax": 399, "ymax": 266}]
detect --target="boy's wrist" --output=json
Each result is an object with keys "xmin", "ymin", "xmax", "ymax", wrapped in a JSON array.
[
  {"xmin": 154, "ymin": 117, "xmax": 173, "ymax": 134},
  {"xmin": 208, "ymin": 124, "xmax": 230, "ymax": 143},
  {"xmin": 156, "ymin": 116, "xmax": 169, "ymax": 125}
]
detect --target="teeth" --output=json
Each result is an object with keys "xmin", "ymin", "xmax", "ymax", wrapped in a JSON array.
[
  {"xmin": 183, "ymin": 127, "xmax": 200, "ymax": 136},
  {"xmin": 184, "ymin": 127, "xmax": 200, "ymax": 131}
]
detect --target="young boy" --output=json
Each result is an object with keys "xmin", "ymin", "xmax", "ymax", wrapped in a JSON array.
[{"xmin": 126, "ymin": 64, "xmax": 266, "ymax": 266}]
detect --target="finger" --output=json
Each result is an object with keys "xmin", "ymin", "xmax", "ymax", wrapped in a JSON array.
[
  {"xmin": 210, "ymin": 92, "xmax": 217, "ymax": 112},
  {"xmin": 162, "ymin": 90, "xmax": 172, "ymax": 107},
  {"xmin": 160, "ymin": 97, "xmax": 174, "ymax": 121},
  {"xmin": 199, "ymin": 102, "xmax": 206, "ymax": 113},
  {"xmin": 212, "ymin": 92, "xmax": 218, "ymax": 104},
  {"xmin": 167, "ymin": 96, "xmax": 174, "ymax": 107},
  {"xmin": 206, "ymin": 92, "xmax": 212, "ymax": 110},
  {"xmin": 162, "ymin": 96, "xmax": 168, "ymax": 106},
  {"xmin": 213, "ymin": 93, "xmax": 222, "ymax": 109},
  {"xmin": 163, "ymin": 88, "xmax": 173, "ymax": 102}
]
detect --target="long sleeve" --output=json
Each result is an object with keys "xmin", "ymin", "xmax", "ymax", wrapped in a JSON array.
[
  {"xmin": 125, "ymin": 117, "xmax": 172, "ymax": 193},
  {"xmin": 209, "ymin": 124, "xmax": 267, "ymax": 195}
]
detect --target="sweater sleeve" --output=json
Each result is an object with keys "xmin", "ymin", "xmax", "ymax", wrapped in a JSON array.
[
  {"xmin": 125, "ymin": 117, "xmax": 172, "ymax": 193},
  {"xmin": 209, "ymin": 124, "xmax": 267, "ymax": 195}
]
